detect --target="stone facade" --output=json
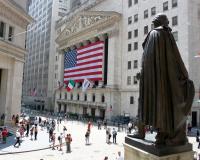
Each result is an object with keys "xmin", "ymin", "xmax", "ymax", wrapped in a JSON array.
[{"xmin": 0, "ymin": 0, "xmax": 32, "ymax": 123}]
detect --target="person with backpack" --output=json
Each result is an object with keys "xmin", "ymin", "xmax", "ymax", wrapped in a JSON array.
[{"xmin": 112, "ymin": 128, "xmax": 117, "ymax": 144}]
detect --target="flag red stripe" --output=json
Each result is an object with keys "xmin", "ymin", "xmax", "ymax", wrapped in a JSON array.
[
  {"xmin": 77, "ymin": 47, "xmax": 103, "ymax": 55},
  {"xmin": 64, "ymin": 71, "xmax": 102, "ymax": 78},
  {"xmin": 64, "ymin": 65, "xmax": 102, "ymax": 73},
  {"xmin": 77, "ymin": 53, "xmax": 103, "ymax": 61},
  {"xmin": 76, "ymin": 59, "xmax": 102, "ymax": 66},
  {"xmin": 77, "ymin": 41, "xmax": 104, "ymax": 50}
]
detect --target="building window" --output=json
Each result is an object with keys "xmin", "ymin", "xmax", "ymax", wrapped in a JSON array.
[
  {"xmin": 133, "ymin": 76, "xmax": 138, "ymax": 84},
  {"xmin": 144, "ymin": 9, "xmax": 148, "ymax": 19},
  {"xmin": 144, "ymin": 25, "xmax": 148, "ymax": 35},
  {"xmin": 128, "ymin": 43, "xmax": 132, "ymax": 51},
  {"xmin": 128, "ymin": 0, "xmax": 132, "ymax": 7},
  {"xmin": 71, "ymin": 94, "xmax": 73, "ymax": 100},
  {"xmin": 127, "ymin": 76, "xmax": 131, "ymax": 85},
  {"xmin": 134, "ymin": 14, "xmax": 138, "ymax": 22},
  {"xmin": 163, "ymin": 1, "xmax": 168, "ymax": 11},
  {"xmin": 128, "ymin": 61, "xmax": 132, "ymax": 69},
  {"xmin": 151, "ymin": 7, "xmax": 156, "ymax": 16},
  {"xmin": 130, "ymin": 96, "xmax": 134, "ymax": 104},
  {"xmin": 172, "ymin": 31, "xmax": 178, "ymax": 41},
  {"xmin": 134, "ymin": 60, "xmax": 138, "ymax": 69},
  {"xmin": 65, "ymin": 93, "xmax": 67, "ymax": 99},
  {"xmin": 128, "ymin": 16, "xmax": 132, "ymax": 25},
  {"xmin": 134, "ymin": 29, "xmax": 138, "ymax": 37},
  {"xmin": 134, "ymin": 0, "xmax": 138, "ymax": 4},
  {"xmin": 8, "ymin": 26, "xmax": 14, "ymax": 41},
  {"xmin": 172, "ymin": 0, "xmax": 177, "ymax": 8},
  {"xmin": 128, "ymin": 31, "xmax": 132, "ymax": 39},
  {"xmin": 0, "ymin": 22, "xmax": 5, "ymax": 38},
  {"xmin": 92, "ymin": 94, "xmax": 95, "ymax": 102},
  {"xmin": 101, "ymin": 94, "xmax": 105, "ymax": 102},
  {"xmin": 77, "ymin": 93, "xmax": 79, "ymax": 100},
  {"xmin": 172, "ymin": 16, "xmax": 178, "ymax": 26},
  {"xmin": 134, "ymin": 42, "xmax": 138, "ymax": 50},
  {"xmin": 84, "ymin": 94, "xmax": 87, "ymax": 101}
]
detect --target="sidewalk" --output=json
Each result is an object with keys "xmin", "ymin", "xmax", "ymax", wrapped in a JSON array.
[{"xmin": 0, "ymin": 126, "xmax": 52, "ymax": 155}]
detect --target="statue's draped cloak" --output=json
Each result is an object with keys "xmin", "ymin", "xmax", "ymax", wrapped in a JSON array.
[{"xmin": 139, "ymin": 26, "xmax": 194, "ymax": 135}]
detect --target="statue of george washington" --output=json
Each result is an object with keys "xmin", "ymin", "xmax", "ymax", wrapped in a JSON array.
[{"xmin": 133, "ymin": 13, "xmax": 194, "ymax": 146}]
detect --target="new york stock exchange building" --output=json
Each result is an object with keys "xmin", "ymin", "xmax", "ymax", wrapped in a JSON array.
[{"xmin": 54, "ymin": 1, "xmax": 139, "ymax": 120}]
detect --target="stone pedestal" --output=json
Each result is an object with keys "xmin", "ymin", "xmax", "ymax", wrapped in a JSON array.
[{"xmin": 124, "ymin": 136, "xmax": 194, "ymax": 160}]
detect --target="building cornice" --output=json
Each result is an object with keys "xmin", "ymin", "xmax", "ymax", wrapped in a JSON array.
[
  {"xmin": 0, "ymin": 1, "xmax": 33, "ymax": 28},
  {"xmin": 0, "ymin": 40, "xmax": 26, "ymax": 62},
  {"xmin": 56, "ymin": 11, "xmax": 121, "ymax": 49}
]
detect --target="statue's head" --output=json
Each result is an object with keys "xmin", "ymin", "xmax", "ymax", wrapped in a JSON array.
[{"xmin": 152, "ymin": 13, "xmax": 169, "ymax": 28}]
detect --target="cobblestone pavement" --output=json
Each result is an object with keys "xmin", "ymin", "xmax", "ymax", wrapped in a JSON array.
[{"xmin": 0, "ymin": 118, "xmax": 199, "ymax": 160}]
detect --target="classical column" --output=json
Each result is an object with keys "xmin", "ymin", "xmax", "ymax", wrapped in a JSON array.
[{"xmin": 98, "ymin": 34, "xmax": 106, "ymax": 88}]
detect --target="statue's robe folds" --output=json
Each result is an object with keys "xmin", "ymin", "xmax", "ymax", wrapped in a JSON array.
[{"xmin": 139, "ymin": 26, "xmax": 194, "ymax": 136}]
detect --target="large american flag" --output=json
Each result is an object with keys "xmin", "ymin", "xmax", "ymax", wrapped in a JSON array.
[{"xmin": 64, "ymin": 41, "xmax": 104, "ymax": 83}]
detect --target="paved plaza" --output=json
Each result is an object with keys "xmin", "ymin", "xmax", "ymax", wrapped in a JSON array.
[
  {"xmin": 0, "ymin": 119, "xmax": 125, "ymax": 160},
  {"xmin": 0, "ymin": 117, "xmax": 199, "ymax": 160}
]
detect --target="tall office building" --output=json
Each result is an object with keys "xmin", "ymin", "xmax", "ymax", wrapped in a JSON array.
[
  {"xmin": 123, "ymin": 0, "xmax": 200, "ymax": 125},
  {"xmin": 22, "ymin": 0, "xmax": 70, "ymax": 111},
  {"xmin": 0, "ymin": 0, "xmax": 32, "ymax": 123}
]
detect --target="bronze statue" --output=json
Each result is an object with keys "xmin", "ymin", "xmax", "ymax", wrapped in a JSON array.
[{"xmin": 134, "ymin": 13, "xmax": 194, "ymax": 146}]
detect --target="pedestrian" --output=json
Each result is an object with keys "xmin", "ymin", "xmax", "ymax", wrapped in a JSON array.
[
  {"xmin": 128, "ymin": 122, "xmax": 132, "ymax": 134},
  {"xmin": 187, "ymin": 123, "xmax": 192, "ymax": 134},
  {"xmin": 197, "ymin": 130, "xmax": 200, "ymax": 142},
  {"xmin": 65, "ymin": 134, "xmax": 72, "ymax": 153},
  {"xmin": 116, "ymin": 151, "xmax": 124, "ymax": 160},
  {"xmin": 39, "ymin": 117, "xmax": 41, "ymax": 124},
  {"xmin": 49, "ymin": 127, "xmax": 53, "ymax": 142},
  {"xmin": 112, "ymin": 128, "xmax": 117, "ymax": 144},
  {"xmin": 97, "ymin": 120, "xmax": 101, "ymax": 130},
  {"xmin": 87, "ymin": 121, "xmax": 92, "ymax": 132},
  {"xmin": 104, "ymin": 120, "xmax": 107, "ymax": 129},
  {"xmin": 14, "ymin": 130, "xmax": 21, "ymax": 147},
  {"xmin": 58, "ymin": 133, "xmax": 63, "ymax": 151},
  {"xmin": 2, "ymin": 127, "xmax": 8, "ymax": 144},
  {"xmin": 106, "ymin": 128, "xmax": 111, "ymax": 144},
  {"xmin": 104, "ymin": 156, "xmax": 108, "ymax": 160},
  {"xmin": 63, "ymin": 126, "xmax": 67, "ymax": 136},
  {"xmin": 30, "ymin": 125, "xmax": 34, "ymax": 140},
  {"xmin": 26, "ymin": 121, "xmax": 30, "ymax": 137},
  {"xmin": 15, "ymin": 114, "xmax": 19, "ymax": 125},
  {"xmin": 51, "ymin": 133, "xmax": 56, "ymax": 150},
  {"xmin": 85, "ymin": 129, "xmax": 90, "ymax": 145},
  {"xmin": 34, "ymin": 125, "xmax": 38, "ymax": 140}
]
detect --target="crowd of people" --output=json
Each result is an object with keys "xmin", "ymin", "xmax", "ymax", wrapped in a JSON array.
[{"xmin": 0, "ymin": 114, "xmax": 124, "ymax": 159}]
